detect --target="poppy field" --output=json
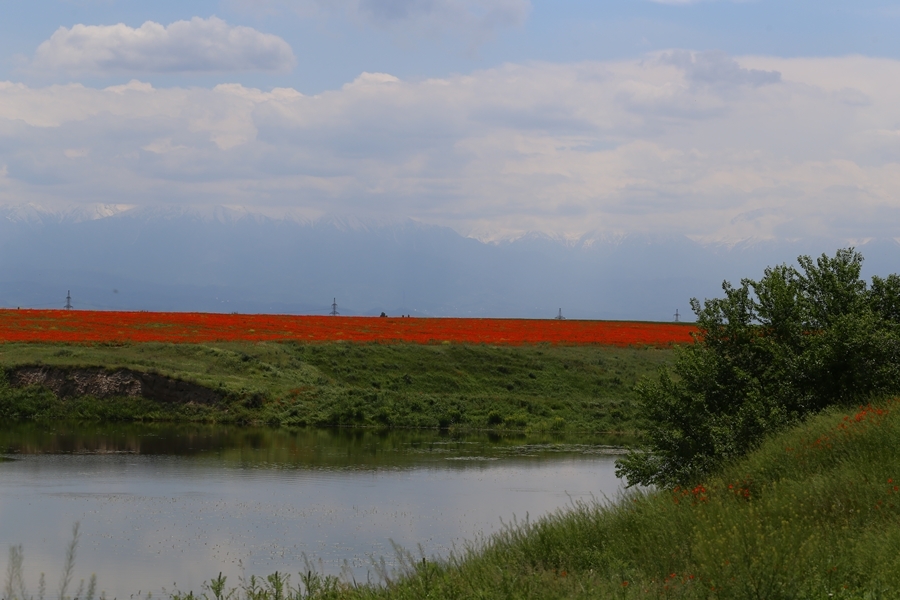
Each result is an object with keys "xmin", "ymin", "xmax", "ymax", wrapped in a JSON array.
[{"xmin": 0, "ymin": 309, "xmax": 695, "ymax": 346}]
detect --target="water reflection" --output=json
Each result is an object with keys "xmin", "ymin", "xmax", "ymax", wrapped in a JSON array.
[
  {"xmin": 0, "ymin": 423, "xmax": 628, "ymax": 598},
  {"xmin": 0, "ymin": 422, "xmax": 631, "ymax": 467}
]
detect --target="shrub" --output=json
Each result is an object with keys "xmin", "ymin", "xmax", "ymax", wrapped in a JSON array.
[{"xmin": 617, "ymin": 248, "xmax": 900, "ymax": 487}]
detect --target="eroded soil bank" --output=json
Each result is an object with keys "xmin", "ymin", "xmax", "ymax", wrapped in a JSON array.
[{"xmin": 7, "ymin": 366, "xmax": 222, "ymax": 405}]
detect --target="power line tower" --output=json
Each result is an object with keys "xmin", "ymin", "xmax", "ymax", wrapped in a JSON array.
[
  {"xmin": 673, "ymin": 309, "xmax": 680, "ymax": 322},
  {"xmin": 64, "ymin": 290, "xmax": 73, "ymax": 310},
  {"xmin": 330, "ymin": 298, "xmax": 339, "ymax": 316},
  {"xmin": 555, "ymin": 308, "xmax": 565, "ymax": 320}
]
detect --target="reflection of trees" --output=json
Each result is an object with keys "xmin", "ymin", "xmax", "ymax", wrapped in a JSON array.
[{"xmin": 0, "ymin": 423, "xmax": 622, "ymax": 469}]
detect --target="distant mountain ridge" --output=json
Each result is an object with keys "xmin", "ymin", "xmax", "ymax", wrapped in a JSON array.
[{"xmin": 2, "ymin": 204, "xmax": 897, "ymax": 320}]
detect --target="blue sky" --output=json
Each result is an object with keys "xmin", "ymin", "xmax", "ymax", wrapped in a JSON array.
[
  {"xmin": 5, "ymin": 1, "xmax": 899, "ymax": 91},
  {"xmin": 1, "ymin": 0, "xmax": 899, "ymax": 242}
]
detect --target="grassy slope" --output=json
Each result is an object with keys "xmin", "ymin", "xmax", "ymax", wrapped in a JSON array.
[
  {"xmin": 226, "ymin": 399, "xmax": 897, "ymax": 599},
  {"xmin": 0, "ymin": 342, "xmax": 671, "ymax": 433}
]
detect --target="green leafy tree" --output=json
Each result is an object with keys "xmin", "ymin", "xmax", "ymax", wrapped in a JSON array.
[{"xmin": 617, "ymin": 248, "xmax": 900, "ymax": 487}]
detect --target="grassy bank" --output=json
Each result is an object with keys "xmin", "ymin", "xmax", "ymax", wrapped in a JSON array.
[
  {"xmin": 0, "ymin": 342, "xmax": 671, "ymax": 433},
  {"xmin": 182, "ymin": 398, "xmax": 900, "ymax": 599}
]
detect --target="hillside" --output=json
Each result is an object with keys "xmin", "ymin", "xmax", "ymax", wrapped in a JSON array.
[{"xmin": 0, "ymin": 342, "xmax": 671, "ymax": 434}]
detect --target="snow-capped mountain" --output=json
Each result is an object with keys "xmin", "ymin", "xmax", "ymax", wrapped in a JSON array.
[{"xmin": 1, "ymin": 204, "xmax": 897, "ymax": 319}]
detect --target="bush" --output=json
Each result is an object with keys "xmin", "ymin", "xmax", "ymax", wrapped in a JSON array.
[{"xmin": 617, "ymin": 248, "xmax": 900, "ymax": 487}]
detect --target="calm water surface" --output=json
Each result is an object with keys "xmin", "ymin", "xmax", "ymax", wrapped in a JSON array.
[{"xmin": 0, "ymin": 423, "xmax": 628, "ymax": 597}]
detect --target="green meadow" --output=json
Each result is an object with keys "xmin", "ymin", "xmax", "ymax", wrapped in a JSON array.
[{"xmin": 0, "ymin": 341, "xmax": 671, "ymax": 435}]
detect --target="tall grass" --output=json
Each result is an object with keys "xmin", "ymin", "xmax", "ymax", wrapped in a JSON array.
[{"xmin": 4, "ymin": 524, "xmax": 97, "ymax": 600}]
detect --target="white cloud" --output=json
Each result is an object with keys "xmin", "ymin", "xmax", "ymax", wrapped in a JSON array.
[
  {"xmin": 32, "ymin": 17, "xmax": 295, "ymax": 75},
  {"xmin": 237, "ymin": 0, "xmax": 530, "ymax": 43},
  {"xmin": 2, "ymin": 52, "xmax": 900, "ymax": 242},
  {"xmin": 646, "ymin": 0, "xmax": 727, "ymax": 4}
]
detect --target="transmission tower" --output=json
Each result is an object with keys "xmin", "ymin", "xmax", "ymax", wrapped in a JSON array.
[
  {"xmin": 330, "ymin": 298, "xmax": 339, "ymax": 316},
  {"xmin": 674, "ymin": 309, "xmax": 680, "ymax": 322},
  {"xmin": 555, "ymin": 308, "xmax": 565, "ymax": 320},
  {"xmin": 64, "ymin": 290, "xmax": 73, "ymax": 310}
]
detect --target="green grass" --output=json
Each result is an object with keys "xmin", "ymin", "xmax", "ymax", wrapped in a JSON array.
[
  {"xmin": 0, "ymin": 342, "xmax": 672, "ymax": 433},
  {"xmin": 174, "ymin": 398, "xmax": 899, "ymax": 599}
]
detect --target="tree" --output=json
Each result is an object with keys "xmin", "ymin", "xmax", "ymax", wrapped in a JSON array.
[{"xmin": 616, "ymin": 248, "xmax": 900, "ymax": 488}]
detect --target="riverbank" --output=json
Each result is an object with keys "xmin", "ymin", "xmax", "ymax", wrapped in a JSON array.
[
  {"xmin": 0, "ymin": 423, "xmax": 625, "ymax": 599},
  {"xmin": 0, "ymin": 342, "xmax": 671, "ymax": 433},
  {"xmin": 191, "ymin": 398, "xmax": 900, "ymax": 599}
]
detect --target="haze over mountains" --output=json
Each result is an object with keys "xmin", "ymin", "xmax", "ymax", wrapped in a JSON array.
[{"xmin": 3, "ymin": 204, "xmax": 898, "ymax": 321}]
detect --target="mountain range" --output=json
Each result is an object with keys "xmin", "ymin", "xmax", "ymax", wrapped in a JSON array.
[{"xmin": 2, "ymin": 204, "xmax": 898, "ymax": 320}]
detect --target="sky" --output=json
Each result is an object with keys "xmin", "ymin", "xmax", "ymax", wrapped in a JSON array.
[{"xmin": 1, "ymin": 0, "xmax": 899, "ymax": 242}]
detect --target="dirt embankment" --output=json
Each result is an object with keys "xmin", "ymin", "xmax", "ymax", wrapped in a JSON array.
[{"xmin": 7, "ymin": 366, "xmax": 222, "ymax": 405}]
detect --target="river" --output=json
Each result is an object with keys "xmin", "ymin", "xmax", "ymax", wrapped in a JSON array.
[{"xmin": 0, "ymin": 423, "xmax": 628, "ymax": 597}]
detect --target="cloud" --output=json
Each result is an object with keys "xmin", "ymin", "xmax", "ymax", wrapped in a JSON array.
[
  {"xmin": 31, "ymin": 17, "xmax": 295, "ymax": 75},
  {"xmin": 646, "ymin": 0, "xmax": 731, "ymax": 4},
  {"xmin": 237, "ymin": 0, "xmax": 530, "ymax": 43},
  {"xmin": 659, "ymin": 50, "xmax": 781, "ymax": 87},
  {"xmin": 353, "ymin": 0, "xmax": 530, "ymax": 29},
  {"xmin": 1, "ymin": 53, "xmax": 899, "ymax": 243}
]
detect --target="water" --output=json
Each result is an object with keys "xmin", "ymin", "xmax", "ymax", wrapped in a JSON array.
[{"xmin": 0, "ymin": 423, "xmax": 628, "ymax": 597}]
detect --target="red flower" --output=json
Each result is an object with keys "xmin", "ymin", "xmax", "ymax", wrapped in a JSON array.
[{"xmin": 0, "ymin": 310, "xmax": 697, "ymax": 346}]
